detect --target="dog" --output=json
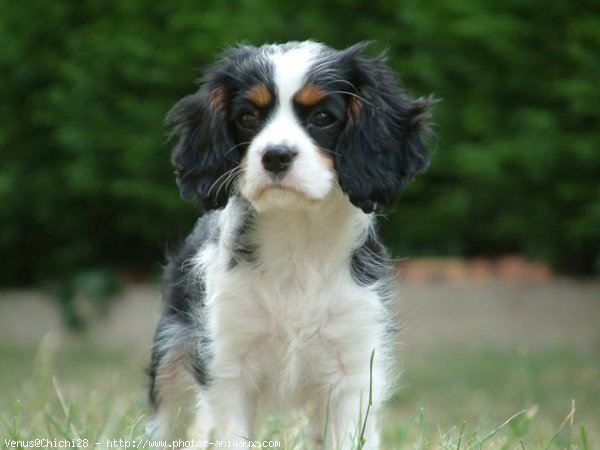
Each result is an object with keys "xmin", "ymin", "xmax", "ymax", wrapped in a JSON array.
[{"xmin": 147, "ymin": 41, "xmax": 432, "ymax": 449}]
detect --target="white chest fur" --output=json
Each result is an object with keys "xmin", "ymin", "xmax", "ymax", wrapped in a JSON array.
[{"xmin": 194, "ymin": 192, "xmax": 389, "ymax": 407}]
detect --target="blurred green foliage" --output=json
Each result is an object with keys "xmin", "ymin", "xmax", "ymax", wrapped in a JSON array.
[{"xmin": 1, "ymin": 0, "xmax": 598, "ymax": 286}]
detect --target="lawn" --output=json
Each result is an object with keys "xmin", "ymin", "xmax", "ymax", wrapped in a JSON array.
[{"xmin": 1, "ymin": 339, "xmax": 597, "ymax": 449}]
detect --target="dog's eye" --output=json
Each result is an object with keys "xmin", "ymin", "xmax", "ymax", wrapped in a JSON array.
[
  {"xmin": 236, "ymin": 111, "xmax": 260, "ymax": 130},
  {"xmin": 309, "ymin": 111, "xmax": 336, "ymax": 128}
]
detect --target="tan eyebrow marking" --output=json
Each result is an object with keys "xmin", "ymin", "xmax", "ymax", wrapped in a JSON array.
[
  {"xmin": 246, "ymin": 84, "xmax": 272, "ymax": 107},
  {"xmin": 210, "ymin": 86, "xmax": 227, "ymax": 110},
  {"xmin": 294, "ymin": 85, "xmax": 327, "ymax": 106},
  {"xmin": 348, "ymin": 94, "xmax": 362, "ymax": 120}
]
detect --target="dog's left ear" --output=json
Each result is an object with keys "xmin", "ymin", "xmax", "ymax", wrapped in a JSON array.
[
  {"xmin": 167, "ymin": 83, "xmax": 237, "ymax": 210},
  {"xmin": 334, "ymin": 43, "xmax": 435, "ymax": 213}
]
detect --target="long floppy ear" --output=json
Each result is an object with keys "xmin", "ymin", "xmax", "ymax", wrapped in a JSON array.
[
  {"xmin": 167, "ymin": 76, "xmax": 238, "ymax": 210},
  {"xmin": 334, "ymin": 43, "xmax": 434, "ymax": 213}
]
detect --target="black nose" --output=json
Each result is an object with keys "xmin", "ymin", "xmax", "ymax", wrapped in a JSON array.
[{"xmin": 262, "ymin": 146, "xmax": 297, "ymax": 174}]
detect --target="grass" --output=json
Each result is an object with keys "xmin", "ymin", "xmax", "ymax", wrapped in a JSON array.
[{"xmin": 0, "ymin": 339, "xmax": 597, "ymax": 449}]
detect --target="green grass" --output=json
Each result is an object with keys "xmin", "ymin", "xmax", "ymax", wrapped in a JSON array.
[
  {"xmin": 388, "ymin": 345, "xmax": 599, "ymax": 445},
  {"xmin": 1, "ymin": 340, "xmax": 597, "ymax": 449}
]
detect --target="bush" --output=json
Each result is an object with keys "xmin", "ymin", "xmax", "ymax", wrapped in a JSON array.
[{"xmin": 0, "ymin": 0, "xmax": 598, "ymax": 285}]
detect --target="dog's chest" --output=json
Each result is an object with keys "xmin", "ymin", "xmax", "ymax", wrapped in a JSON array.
[
  {"xmin": 196, "ymin": 202, "xmax": 386, "ymax": 399},
  {"xmin": 209, "ymin": 260, "xmax": 379, "ymax": 399},
  {"xmin": 208, "ymin": 243, "xmax": 357, "ymax": 343},
  {"xmin": 201, "ymin": 234, "xmax": 382, "ymax": 390}
]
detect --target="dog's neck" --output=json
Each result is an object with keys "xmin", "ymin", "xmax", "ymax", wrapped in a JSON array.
[{"xmin": 223, "ymin": 190, "xmax": 371, "ymax": 279}]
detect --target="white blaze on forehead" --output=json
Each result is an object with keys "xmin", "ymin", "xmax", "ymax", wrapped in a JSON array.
[
  {"xmin": 269, "ymin": 42, "xmax": 324, "ymax": 106},
  {"xmin": 239, "ymin": 42, "xmax": 335, "ymax": 209}
]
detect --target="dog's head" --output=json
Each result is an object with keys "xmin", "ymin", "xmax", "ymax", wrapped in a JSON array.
[{"xmin": 168, "ymin": 41, "xmax": 433, "ymax": 213}]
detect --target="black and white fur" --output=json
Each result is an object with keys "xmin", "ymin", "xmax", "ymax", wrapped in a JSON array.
[{"xmin": 147, "ymin": 41, "xmax": 432, "ymax": 449}]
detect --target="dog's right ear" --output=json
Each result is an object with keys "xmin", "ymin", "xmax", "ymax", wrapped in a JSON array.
[
  {"xmin": 167, "ymin": 77, "xmax": 237, "ymax": 210},
  {"xmin": 333, "ymin": 43, "xmax": 434, "ymax": 213}
]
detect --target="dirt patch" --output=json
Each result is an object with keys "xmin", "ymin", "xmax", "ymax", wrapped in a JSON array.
[
  {"xmin": 397, "ymin": 279, "xmax": 600, "ymax": 353},
  {"xmin": 1, "ymin": 279, "xmax": 599, "ymax": 353}
]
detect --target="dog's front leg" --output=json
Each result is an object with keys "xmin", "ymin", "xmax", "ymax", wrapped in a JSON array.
[
  {"xmin": 306, "ymin": 387, "xmax": 380, "ymax": 450},
  {"xmin": 307, "ymin": 345, "xmax": 386, "ymax": 450},
  {"xmin": 331, "ymin": 388, "xmax": 381, "ymax": 450},
  {"xmin": 201, "ymin": 369, "xmax": 259, "ymax": 448}
]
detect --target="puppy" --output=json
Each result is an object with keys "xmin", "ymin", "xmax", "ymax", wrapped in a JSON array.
[{"xmin": 147, "ymin": 41, "xmax": 432, "ymax": 449}]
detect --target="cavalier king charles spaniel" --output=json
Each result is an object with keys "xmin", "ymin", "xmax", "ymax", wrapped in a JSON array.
[{"xmin": 147, "ymin": 41, "xmax": 432, "ymax": 449}]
